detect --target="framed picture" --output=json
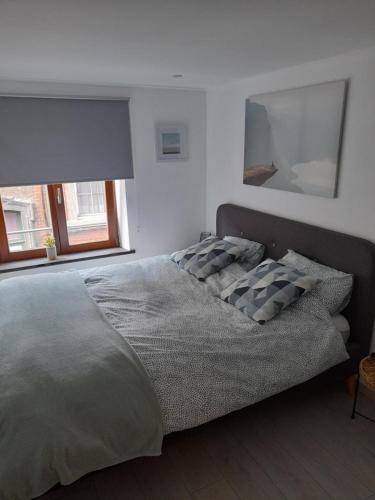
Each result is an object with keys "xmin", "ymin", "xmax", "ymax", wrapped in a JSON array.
[
  {"xmin": 155, "ymin": 123, "xmax": 188, "ymax": 161},
  {"xmin": 243, "ymin": 80, "xmax": 347, "ymax": 198}
]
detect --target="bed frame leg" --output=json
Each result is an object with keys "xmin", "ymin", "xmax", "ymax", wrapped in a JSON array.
[{"xmin": 344, "ymin": 375, "xmax": 356, "ymax": 398}]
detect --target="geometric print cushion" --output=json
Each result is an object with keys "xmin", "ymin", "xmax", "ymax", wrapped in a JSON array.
[
  {"xmin": 171, "ymin": 236, "xmax": 219, "ymax": 266},
  {"xmin": 178, "ymin": 237, "xmax": 243, "ymax": 281},
  {"xmin": 220, "ymin": 258, "xmax": 319, "ymax": 323},
  {"xmin": 223, "ymin": 236, "xmax": 265, "ymax": 271}
]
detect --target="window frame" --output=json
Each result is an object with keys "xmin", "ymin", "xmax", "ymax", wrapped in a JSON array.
[{"xmin": 0, "ymin": 180, "xmax": 119, "ymax": 262}]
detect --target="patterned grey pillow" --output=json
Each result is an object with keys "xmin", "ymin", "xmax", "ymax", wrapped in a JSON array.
[
  {"xmin": 223, "ymin": 236, "xmax": 265, "ymax": 271},
  {"xmin": 204, "ymin": 262, "xmax": 246, "ymax": 296},
  {"xmin": 171, "ymin": 236, "xmax": 218, "ymax": 265},
  {"xmin": 221, "ymin": 258, "xmax": 319, "ymax": 323},
  {"xmin": 278, "ymin": 249, "xmax": 353, "ymax": 315},
  {"xmin": 177, "ymin": 237, "xmax": 243, "ymax": 280}
]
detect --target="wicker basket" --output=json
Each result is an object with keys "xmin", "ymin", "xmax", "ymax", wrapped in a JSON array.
[{"xmin": 360, "ymin": 353, "xmax": 375, "ymax": 391}]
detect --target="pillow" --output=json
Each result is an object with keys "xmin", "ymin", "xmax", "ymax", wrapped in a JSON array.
[
  {"xmin": 204, "ymin": 262, "xmax": 246, "ymax": 296},
  {"xmin": 223, "ymin": 236, "xmax": 265, "ymax": 271},
  {"xmin": 278, "ymin": 249, "xmax": 353, "ymax": 315},
  {"xmin": 171, "ymin": 236, "xmax": 218, "ymax": 265},
  {"xmin": 221, "ymin": 258, "xmax": 319, "ymax": 324},
  {"xmin": 177, "ymin": 237, "xmax": 243, "ymax": 280},
  {"xmin": 332, "ymin": 314, "xmax": 350, "ymax": 343}
]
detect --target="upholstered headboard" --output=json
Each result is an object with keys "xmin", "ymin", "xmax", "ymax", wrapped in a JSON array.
[{"xmin": 217, "ymin": 204, "xmax": 375, "ymax": 365}]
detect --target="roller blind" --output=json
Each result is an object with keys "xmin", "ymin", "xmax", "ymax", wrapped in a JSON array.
[{"xmin": 0, "ymin": 96, "xmax": 133, "ymax": 187}]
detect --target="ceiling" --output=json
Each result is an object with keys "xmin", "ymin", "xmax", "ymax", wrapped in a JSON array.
[{"xmin": 0, "ymin": 0, "xmax": 374, "ymax": 89}]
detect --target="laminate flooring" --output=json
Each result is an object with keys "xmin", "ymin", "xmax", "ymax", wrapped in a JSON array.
[{"xmin": 39, "ymin": 380, "xmax": 375, "ymax": 500}]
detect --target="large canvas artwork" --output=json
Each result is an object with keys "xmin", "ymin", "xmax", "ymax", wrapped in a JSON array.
[{"xmin": 243, "ymin": 81, "xmax": 347, "ymax": 198}]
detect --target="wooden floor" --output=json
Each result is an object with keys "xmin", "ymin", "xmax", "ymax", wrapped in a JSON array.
[{"xmin": 39, "ymin": 380, "xmax": 375, "ymax": 500}]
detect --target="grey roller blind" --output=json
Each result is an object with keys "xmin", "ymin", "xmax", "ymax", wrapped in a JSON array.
[{"xmin": 0, "ymin": 96, "xmax": 133, "ymax": 187}]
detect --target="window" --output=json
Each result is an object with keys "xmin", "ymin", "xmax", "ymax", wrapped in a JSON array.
[
  {"xmin": 0, "ymin": 185, "xmax": 53, "ymax": 258},
  {"xmin": 5, "ymin": 211, "xmax": 25, "ymax": 251},
  {"xmin": 62, "ymin": 182, "xmax": 109, "ymax": 246},
  {"xmin": 0, "ymin": 180, "xmax": 118, "ymax": 262},
  {"xmin": 76, "ymin": 182, "xmax": 106, "ymax": 216}
]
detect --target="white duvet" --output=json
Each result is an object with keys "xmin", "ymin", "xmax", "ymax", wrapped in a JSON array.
[{"xmin": 81, "ymin": 255, "xmax": 349, "ymax": 434}]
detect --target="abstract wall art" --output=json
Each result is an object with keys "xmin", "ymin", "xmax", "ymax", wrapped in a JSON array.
[{"xmin": 243, "ymin": 80, "xmax": 347, "ymax": 198}]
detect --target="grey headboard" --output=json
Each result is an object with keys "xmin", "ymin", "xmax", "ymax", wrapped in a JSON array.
[{"xmin": 217, "ymin": 204, "xmax": 375, "ymax": 363}]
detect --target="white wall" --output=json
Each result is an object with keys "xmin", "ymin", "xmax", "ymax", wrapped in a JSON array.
[
  {"xmin": 126, "ymin": 87, "xmax": 206, "ymax": 259},
  {"xmin": 206, "ymin": 46, "xmax": 375, "ymax": 241},
  {"xmin": 0, "ymin": 81, "xmax": 206, "ymax": 277}
]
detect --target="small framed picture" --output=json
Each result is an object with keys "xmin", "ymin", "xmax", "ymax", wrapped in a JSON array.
[{"xmin": 155, "ymin": 122, "xmax": 188, "ymax": 161}]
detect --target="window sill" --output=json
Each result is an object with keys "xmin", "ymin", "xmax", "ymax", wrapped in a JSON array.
[{"xmin": 0, "ymin": 248, "xmax": 135, "ymax": 274}]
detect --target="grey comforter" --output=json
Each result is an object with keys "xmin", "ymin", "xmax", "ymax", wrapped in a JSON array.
[
  {"xmin": 82, "ymin": 255, "xmax": 349, "ymax": 434},
  {"xmin": 0, "ymin": 272, "xmax": 163, "ymax": 500}
]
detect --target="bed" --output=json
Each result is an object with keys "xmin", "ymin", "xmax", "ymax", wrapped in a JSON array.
[
  {"xmin": 216, "ymin": 203, "xmax": 375, "ymax": 372},
  {"xmin": 1, "ymin": 203, "xmax": 374, "ymax": 500}
]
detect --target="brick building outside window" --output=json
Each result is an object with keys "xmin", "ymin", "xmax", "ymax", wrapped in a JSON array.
[{"xmin": 1, "ymin": 181, "xmax": 108, "ymax": 252}]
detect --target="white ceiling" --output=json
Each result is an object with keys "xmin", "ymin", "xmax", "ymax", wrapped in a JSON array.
[{"xmin": 0, "ymin": 0, "xmax": 375, "ymax": 89}]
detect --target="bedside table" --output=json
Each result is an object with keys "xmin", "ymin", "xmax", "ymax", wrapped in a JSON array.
[
  {"xmin": 351, "ymin": 353, "xmax": 375, "ymax": 423},
  {"xmin": 200, "ymin": 231, "xmax": 212, "ymax": 242}
]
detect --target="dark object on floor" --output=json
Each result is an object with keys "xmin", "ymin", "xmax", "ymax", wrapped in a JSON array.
[{"xmin": 352, "ymin": 353, "xmax": 375, "ymax": 423}]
